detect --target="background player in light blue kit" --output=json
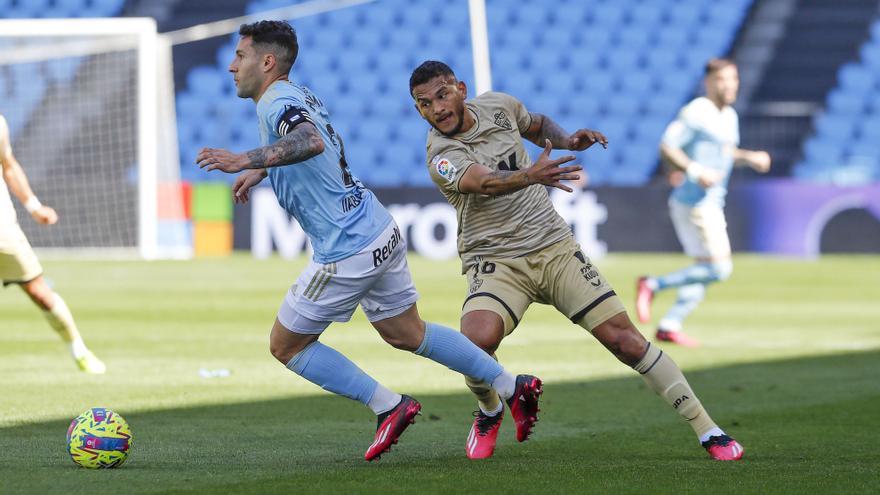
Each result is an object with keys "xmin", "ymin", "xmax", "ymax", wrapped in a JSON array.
[
  {"xmin": 195, "ymin": 20, "xmax": 542, "ymax": 461},
  {"xmin": 636, "ymin": 59, "xmax": 771, "ymax": 347}
]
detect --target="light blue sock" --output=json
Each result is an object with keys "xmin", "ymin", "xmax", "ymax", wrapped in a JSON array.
[
  {"xmin": 654, "ymin": 261, "xmax": 731, "ymax": 290},
  {"xmin": 658, "ymin": 283, "xmax": 706, "ymax": 331},
  {"xmin": 415, "ymin": 322, "xmax": 505, "ymax": 385},
  {"xmin": 286, "ymin": 341, "xmax": 378, "ymax": 406}
]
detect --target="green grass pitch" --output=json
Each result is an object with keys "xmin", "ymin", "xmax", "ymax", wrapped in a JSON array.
[{"xmin": 1, "ymin": 254, "xmax": 878, "ymax": 494}]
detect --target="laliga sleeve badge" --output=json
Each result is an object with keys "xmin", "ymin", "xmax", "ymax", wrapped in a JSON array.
[{"xmin": 432, "ymin": 155, "xmax": 457, "ymax": 183}]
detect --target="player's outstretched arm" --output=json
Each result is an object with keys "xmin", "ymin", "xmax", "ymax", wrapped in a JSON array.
[
  {"xmin": 731, "ymin": 147, "xmax": 771, "ymax": 173},
  {"xmin": 522, "ymin": 113, "xmax": 608, "ymax": 151},
  {"xmin": 197, "ymin": 122, "xmax": 325, "ymax": 173},
  {"xmin": 0, "ymin": 125, "xmax": 57, "ymax": 225},
  {"xmin": 459, "ymin": 139, "xmax": 581, "ymax": 196}
]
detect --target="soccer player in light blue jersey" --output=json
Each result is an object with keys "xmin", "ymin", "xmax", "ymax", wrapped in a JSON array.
[
  {"xmin": 196, "ymin": 20, "xmax": 542, "ymax": 461},
  {"xmin": 636, "ymin": 59, "xmax": 771, "ymax": 347}
]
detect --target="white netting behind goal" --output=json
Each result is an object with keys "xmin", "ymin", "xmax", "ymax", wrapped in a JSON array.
[{"xmin": 0, "ymin": 19, "xmax": 182, "ymax": 259}]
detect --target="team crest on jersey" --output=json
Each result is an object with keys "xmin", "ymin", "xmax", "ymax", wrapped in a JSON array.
[
  {"xmin": 432, "ymin": 155, "xmax": 457, "ymax": 182},
  {"xmin": 494, "ymin": 111, "xmax": 512, "ymax": 130}
]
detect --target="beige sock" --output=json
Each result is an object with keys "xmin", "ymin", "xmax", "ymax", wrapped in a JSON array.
[
  {"xmin": 42, "ymin": 293, "xmax": 87, "ymax": 358},
  {"xmin": 465, "ymin": 353, "xmax": 502, "ymax": 415},
  {"xmin": 633, "ymin": 343, "xmax": 717, "ymax": 439}
]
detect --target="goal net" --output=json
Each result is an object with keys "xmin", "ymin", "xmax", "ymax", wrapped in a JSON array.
[{"xmin": 0, "ymin": 18, "xmax": 185, "ymax": 259}]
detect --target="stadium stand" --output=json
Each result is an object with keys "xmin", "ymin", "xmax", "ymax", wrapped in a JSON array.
[
  {"xmin": 173, "ymin": 0, "xmax": 753, "ymax": 186},
  {"xmin": 794, "ymin": 19, "xmax": 880, "ymax": 184},
  {"xmin": 0, "ymin": 0, "xmax": 126, "ymax": 137}
]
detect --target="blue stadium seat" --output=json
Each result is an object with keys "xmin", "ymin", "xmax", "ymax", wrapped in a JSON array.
[
  {"xmin": 664, "ymin": 6, "xmax": 701, "ymax": 26},
  {"xmin": 859, "ymin": 42, "xmax": 880, "ymax": 68},
  {"xmin": 541, "ymin": 72, "xmax": 578, "ymax": 95},
  {"xmin": 814, "ymin": 113, "xmax": 857, "ymax": 143},
  {"xmin": 627, "ymin": 3, "xmax": 663, "ymax": 27},
  {"xmin": 838, "ymin": 63, "xmax": 876, "ymax": 93},
  {"xmin": 619, "ymin": 71, "xmax": 654, "ymax": 94},
  {"xmin": 803, "ymin": 140, "xmax": 842, "ymax": 166},
  {"xmin": 603, "ymin": 50, "xmax": 642, "ymax": 71},
  {"xmin": 567, "ymin": 51, "xmax": 601, "ymax": 71},
  {"xmin": 498, "ymin": 73, "xmax": 538, "ymax": 96},
  {"xmin": 492, "ymin": 50, "xmax": 525, "ymax": 72},
  {"xmin": 352, "ymin": 121, "xmax": 392, "ymax": 145},
  {"xmin": 614, "ymin": 29, "xmax": 652, "ymax": 50},
  {"xmin": 579, "ymin": 27, "xmax": 612, "ymax": 48},
  {"xmin": 187, "ymin": 67, "xmax": 225, "ymax": 97},
  {"xmin": 826, "ymin": 89, "xmax": 866, "ymax": 115},
  {"xmin": 169, "ymin": 0, "xmax": 754, "ymax": 188},
  {"xmin": 600, "ymin": 94, "xmax": 641, "ymax": 118},
  {"xmin": 363, "ymin": 5, "xmax": 398, "ymax": 27},
  {"xmin": 528, "ymin": 52, "xmax": 569, "ymax": 73},
  {"xmin": 347, "ymin": 30, "xmax": 384, "ymax": 50},
  {"xmin": 634, "ymin": 117, "xmax": 670, "ymax": 144},
  {"xmin": 581, "ymin": 71, "xmax": 615, "ymax": 94},
  {"xmin": 847, "ymin": 140, "xmax": 880, "ymax": 162},
  {"xmin": 644, "ymin": 48, "xmax": 680, "ymax": 71},
  {"xmin": 866, "ymin": 92, "xmax": 880, "ymax": 115},
  {"xmin": 656, "ymin": 28, "xmax": 690, "ymax": 48},
  {"xmin": 565, "ymin": 94, "xmax": 600, "ymax": 120}
]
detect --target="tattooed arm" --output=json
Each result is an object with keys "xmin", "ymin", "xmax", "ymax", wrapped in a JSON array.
[
  {"xmin": 458, "ymin": 140, "xmax": 582, "ymax": 196},
  {"xmin": 522, "ymin": 113, "xmax": 608, "ymax": 151},
  {"xmin": 197, "ymin": 123, "xmax": 325, "ymax": 173}
]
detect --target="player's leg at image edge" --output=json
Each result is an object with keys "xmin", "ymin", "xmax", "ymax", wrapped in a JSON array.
[{"xmin": 633, "ymin": 341, "xmax": 744, "ymax": 460}]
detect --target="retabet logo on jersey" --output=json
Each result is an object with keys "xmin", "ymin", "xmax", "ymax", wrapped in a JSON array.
[
  {"xmin": 672, "ymin": 395, "xmax": 690, "ymax": 409},
  {"xmin": 372, "ymin": 227, "xmax": 402, "ymax": 267}
]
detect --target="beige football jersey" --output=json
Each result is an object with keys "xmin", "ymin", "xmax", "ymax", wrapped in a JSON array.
[
  {"xmin": 426, "ymin": 92, "xmax": 572, "ymax": 272},
  {"xmin": 0, "ymin": 114, "xmax": 19, "ymax": 230}
]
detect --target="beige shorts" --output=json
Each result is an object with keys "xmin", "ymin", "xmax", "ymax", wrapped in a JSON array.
[
  {"xmin": 0, "ymin": 224, "xmax": 43, "ymax": 286},
  {"xmin": 669, "ymin": 199, "xmax": 731, "ymax": 259},
  {"xmin": 462, "ymin": 236, "xmax": 626, "ymax": 334}
]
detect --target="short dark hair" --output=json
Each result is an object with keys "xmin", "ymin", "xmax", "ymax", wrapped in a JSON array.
[
  {"xmin": 704, "ymin": 58, "xmax": 736, "ymax": 76},
  {"xmin": 409, "ymin": 60, "xmax": 456, "ymax": 95},
  {"xmin": 238, "ymin": 20, "xmax": 299, "ymax": 72}
]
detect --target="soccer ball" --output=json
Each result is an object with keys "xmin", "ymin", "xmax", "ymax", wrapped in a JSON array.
[{"xmin": 66, "ymin": 407, "xmax": 132, "ymax": 468}]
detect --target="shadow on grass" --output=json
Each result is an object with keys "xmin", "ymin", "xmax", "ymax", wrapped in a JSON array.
[{"xmin": 1, "ymin": 351, "xmax": 878, "ymax": 495}]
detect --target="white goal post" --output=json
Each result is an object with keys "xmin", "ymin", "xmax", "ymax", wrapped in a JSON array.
[{"xmin": 0, "ymin": 18, "xmax": 184, "ymax": 259}]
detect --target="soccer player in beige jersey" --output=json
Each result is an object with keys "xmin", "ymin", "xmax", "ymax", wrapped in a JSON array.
[
  {"xmin": 0, "ymin": 113, "xmax": 105, "ymax": 374},
  {"xmin": 409, "ymin": 61, "xmax": 743, "ymax": 461}
]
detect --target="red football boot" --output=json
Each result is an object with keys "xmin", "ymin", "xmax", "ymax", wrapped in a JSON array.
[
  {"xmin": 636, "ymin": 276, "xmax": 654, "ymax": 323},
  {"xmin": 466, "ymin": 409, "xmax": 504, "ymax": 459},
  {"xmin": 702, "ymin": 434, "xmax": 745, "ymax": 461},
  {"xmin": 364, "ymin": 395, "xmax": 421, "ymax": 461},
  {"xmin": 656, "ymin": 329, "xmax": 700, "ymax": 348},
  {"xmin": 505, "ymin": 375, "xmax": 542, "ymax": 442}
]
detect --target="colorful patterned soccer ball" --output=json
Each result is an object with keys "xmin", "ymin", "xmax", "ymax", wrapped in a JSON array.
[{"xmin": 66, "ymin": 408, "xmax": 132, "ymax": 468}]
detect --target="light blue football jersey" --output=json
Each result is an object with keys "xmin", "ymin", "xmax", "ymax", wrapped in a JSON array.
[
  {"xmin": 662, "ymin": 97, "xmax": 739, "ymax": 208},
  {"xmin": 255, "ymin": 80, "xmax": 391, "ymax": 263}
]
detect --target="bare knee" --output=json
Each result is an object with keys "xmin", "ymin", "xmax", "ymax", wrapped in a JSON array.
[
  {"xmin": 21, "ymin": 278, "xmax": 54, "ymax": 310},
  {"xmin": 461, "ymin": 311, "xmax": 505, "ymax": 354},
  {"xmin": 269, "ymin": 319, "xmax": 318, "ymax": 365},
  {"xmin": 372, "ymin": 305, "xmax": 425, "ymax": 352},
  {"xmin": 591, "ymin": 313, "xmax": 649, "ymax": 366},
  {"xmin": 379, "ymin": 330, "xmax": 422, "ymax": 351}
]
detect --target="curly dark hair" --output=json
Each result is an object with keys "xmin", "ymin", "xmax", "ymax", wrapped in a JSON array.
[
  {"xmin": 409, "ymin": 60, "xmax": 456, "ymax": 95},
  {"xmin": 238, "ymin": 20, "xmax": 298, "ymax": 72}
]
